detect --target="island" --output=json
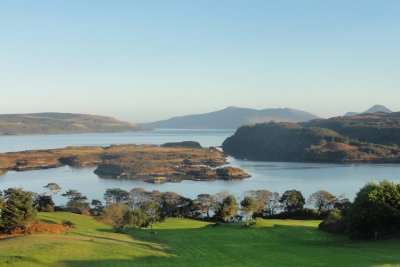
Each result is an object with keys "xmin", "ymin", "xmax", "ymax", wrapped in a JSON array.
[
  {"xmin": 0, "ymin": 143, "xmax": 250, "ymax": 183},
  {"xmin": 222, "ymin": 112, "xmax": 400, "ymax": 163}
]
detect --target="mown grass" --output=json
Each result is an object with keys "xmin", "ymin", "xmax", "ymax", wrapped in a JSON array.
[{"xmin": 0, "ymin": 212, "xmax": 399, "ymax": 267}]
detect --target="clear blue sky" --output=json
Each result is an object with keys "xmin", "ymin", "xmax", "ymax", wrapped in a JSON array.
[{"xmin": 1, "ymin": 0, "xmax": 399, "ymax": 122}]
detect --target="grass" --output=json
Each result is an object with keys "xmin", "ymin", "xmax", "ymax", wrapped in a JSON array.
[{"xmin": 0, "ymin": 212, "xmax": 399, "ymax": 267}]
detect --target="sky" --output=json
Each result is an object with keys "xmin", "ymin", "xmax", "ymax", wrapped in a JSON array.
[{"xmin": 1, "ymin": 0, "xmax": 399, "ymax": 123}]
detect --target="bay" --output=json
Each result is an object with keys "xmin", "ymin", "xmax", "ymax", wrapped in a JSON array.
[{"xmin": 1, "ymin": 129, "xmax": 400, "ymax": 205}]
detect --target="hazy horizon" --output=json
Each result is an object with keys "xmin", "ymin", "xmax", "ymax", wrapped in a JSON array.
[{"xmin": 1, "ymin": 1, "xmax": 399, "ymax": 123}]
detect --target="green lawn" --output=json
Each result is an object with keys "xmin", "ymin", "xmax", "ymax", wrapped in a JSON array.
[{"xmin": 0, "ymin": 212, "xmax": 399, "ymax": 267}]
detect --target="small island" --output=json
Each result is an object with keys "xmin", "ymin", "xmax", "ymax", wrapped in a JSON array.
[{"xmin": 0, "ymin": 142, "xmax": 250, "ymax": 183}]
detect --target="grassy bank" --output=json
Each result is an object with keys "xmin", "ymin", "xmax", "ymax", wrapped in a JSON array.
[{"xmin": 0, "ymin": 212, "xmax": 399, "ymax": 266}]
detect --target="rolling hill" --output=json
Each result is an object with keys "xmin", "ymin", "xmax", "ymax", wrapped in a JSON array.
[
  {"xmin": 0, "ymin": 113, "xmax": 142, "ymax": 135},
  {"xmin": 141, "ymin": 107, "xmax": 319, "ymax": 129}
]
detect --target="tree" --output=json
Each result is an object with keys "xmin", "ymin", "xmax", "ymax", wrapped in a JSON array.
[
  {"xmin": 141, "ymin": 200, "xmax": 163, "ymax": 229},
  {"xmin": 34, "ymin": 195, "xmax": 55, "ymax": 212},
  {"xmin": 2, "ymin": 188, "xmax": 37, "ymax": 232},
  {"xmin": 217, "ymin": 195, "xmax": 238, "ymax": 222},
  {"xmin": 104, "ymin": 188, "xmax": 129, "ymax": 205},
  {"xmin": 43, "ymin": 183, "xmax": 61, "ymax": 197},
  {"xmin": 194, "ymin": 194, "xmax": 214, "ymax": 219},
  {"xmin": 102, "ymin": 203, "xmax": 133, "ymax": 232},
  {"xmin": 240, "ymin": 196, "xmax": 258, "ymax": 220},
  {"xmin": 62, "ymin": 189, "xmax": 89, "ymax": 213},
  {"xmin": 280, "ymin": 190, "xmax": 305, "ymax": 213},
  {"xmin": 307, "ymin": 190, "xmax": 337, "ymax": 211},
  {"xmin": 347, "ymin": 180, "xmax": 400, "ymax": 239},
  {"xmin": 91, "ymin": 199, "xmax": 104, "ymax": 213},
  {"xmin": 245, "ymin": 190, "xmax": 281, "ymax": 215},
  {"xmin": 129, "ymin": 188, "xmax": 150, "ymax": 209}
]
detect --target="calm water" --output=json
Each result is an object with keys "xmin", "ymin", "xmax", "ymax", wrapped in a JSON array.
[{"xmin": 1, "ymin": 129, "xmax": 400, "ymax": 204}]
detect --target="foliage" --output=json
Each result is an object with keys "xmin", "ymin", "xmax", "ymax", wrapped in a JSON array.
[
  {"xmin": 280, "ymin": 190, "xmax": 305, "ymax": 213},
  {"xmin": 240, "ymin": 196, "xmax": 258, "ymax": 220},
  {"xmin": 61, "ymin": 189, "xmax": 89, "ymax": 214},
  {"xmin": 193, "ymin": 194, "xmax": 214, "ymax": 218},
  {"xmin": 318, "ymin": 208, "xmax": 347, "ymax": 234},
  {"xmin": 34, "ymin": 195, "xmax": 55, "ymax": 212},
  {"xmin": 104, "ymin": 188, "xmax": 129, "ymax": 205},
  {"xmin": 307, "ymin": 190, "xmax": 337, "ymax": 211},
  {"xmin": 222, "ymin": 118, "xmax": 400, "ymax": 163},
  {"xmin": 1, "ymin": 188, "xmax": 37, "ymax": 232},
  {"xmin": 216, "ymin": 195, "xmax": 239, "ymax": 222},
  {"xmin": 102, "ymin": 203, "xmax": 133, "ymax": 232},
  {"xmin": 347, "ymin": 180, "xmax": 400, "ymax": 239},
  {"xmin": 43, "ymin": 183, "xmax": 61, "ymax": 196},
  {"xmin": 245, "ymin": 190, "xmax": 281, "ymax": 215}
]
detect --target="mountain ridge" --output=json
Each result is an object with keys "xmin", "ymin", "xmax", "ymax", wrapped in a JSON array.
[{"xmin": 141, "ymin": 107, "xmax": 319, "ymax": 129}]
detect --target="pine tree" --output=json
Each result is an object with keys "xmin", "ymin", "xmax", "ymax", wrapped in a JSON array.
[{"xmin": 2, "ymin": 188, "xmax": 37, "ymax": 232}]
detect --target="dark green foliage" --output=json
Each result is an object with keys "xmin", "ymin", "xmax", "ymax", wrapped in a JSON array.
[
  {"xmin": 280, "ymin": 190, "xmax": 305, "ymax": 213},
  {"xmin": 104, "ymin": 188, "xmax": 130, "ymax": 205},
  {"xmin": 270, "ymin": 208, "xmax": 324, "ymax": 220},
  {"xmin": 318, "ymin": 209, "xmax": 347, "ymax": 234},
  {"xmin": 222, "ymin": 122, "xmax": 345, "ymax": 162},
  {"xmin": 159, "ymin": 192, "xmax": 193, "ymax": 218},
  {"xmin": 62, "ymin": 189, "xmax": 89, "ymax": 214},
  {"xmin": 34, "ymin": 195, "xmax": 55, "ymax": 212},
  {"xmin": 305, "ymin": 112, "xmax": 400, "ymax": 145},
  {"xmin": 1, "ymin": 188, "xmax": 37, "ymax": 232},
  {"xmin": 222, "ymin": 116, "xmax": 400, "ymax": 163},
  {"xmin": 347, "ymin": 180, "xmax": 400, "ymax": 239}
]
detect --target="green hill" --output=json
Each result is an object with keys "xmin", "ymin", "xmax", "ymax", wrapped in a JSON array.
[
  {"xmin": 0, "ymin": 113, "xmax": 142, "ymax": 135},
  {"xmin": 223, "ymin": 114, "xmax": 400, "ymax": 163},
  {"xmin": 305, "ymin": 112, "xmax": 400, "ymax": 146},
  {"xmin": 0, "ymin": 212, "xmax": 399, "ymax": 266}
]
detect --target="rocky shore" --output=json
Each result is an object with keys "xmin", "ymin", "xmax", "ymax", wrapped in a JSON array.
[{"xmin": 0, "ymin": 143, "xmax": 250, "ymax": 183}]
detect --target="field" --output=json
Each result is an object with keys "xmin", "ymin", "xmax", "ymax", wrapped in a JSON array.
[{"xmin": 0, "ymin": 212, "xmax": 399, "ymax": 267}]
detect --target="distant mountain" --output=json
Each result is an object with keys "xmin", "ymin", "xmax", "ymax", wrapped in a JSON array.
[
  {"xmin": 344, "ymin": 105, "xmax": 392, "ymax": 116},
  {"xmin": 141, "ymin": 107, "xmax": 319, "ymax": 129},
  {"xmin": 0, "ymin": 113, "xmax": 143, "ymax": 135}
]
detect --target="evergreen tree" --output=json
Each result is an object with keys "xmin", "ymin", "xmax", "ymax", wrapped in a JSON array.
[{"xmin": 2, "ymin": 188, "xmax": 37, "ymax": 232}]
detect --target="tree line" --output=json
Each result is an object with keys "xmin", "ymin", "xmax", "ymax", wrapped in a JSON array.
[{"xmin": 1, "ymin": 181, "xmax": 399, "ymax": 239}]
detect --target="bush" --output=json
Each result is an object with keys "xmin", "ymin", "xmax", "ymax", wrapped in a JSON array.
[
  {"xmin": 269, "ymin": 208, "xmax": 324, "ymax": 220},
  {"xmin": 347, "ymin": 180, "xmax": 400, "ymax": 239},
  {"xmin": 319, "ymin": 209, "xmax": 347, "ymax": 234}
]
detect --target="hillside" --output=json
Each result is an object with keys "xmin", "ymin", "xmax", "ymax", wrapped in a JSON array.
[
  {"xmin": 0, "ymin": 113, "xmax": 142, "ymax": 135},
  {"xmin": 141, "ymin": 107, "xmax": 319, "ymax": 129},
  {"xmin": 344, "ymin": 104, "xmax": 392, "ymax": 116},
  {"xmin": 223, "ymin": 112, "xmax": 400, "ymax": 163},
  {"xmin": 1, "ymin": 212, "xmax": 399, "ymax": 266},
  {"xmin": 305, "ymin": 112, "xmax": 400, "ymax": 145}
]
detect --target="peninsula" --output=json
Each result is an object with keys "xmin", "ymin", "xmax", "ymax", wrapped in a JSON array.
[
  {"xmin": 223, "ymin": 112, "xmax": 400, "ymax": 163},
  {"xmin": 0, "ymin": 113, "xmax": 142, "ymax": 135}
]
